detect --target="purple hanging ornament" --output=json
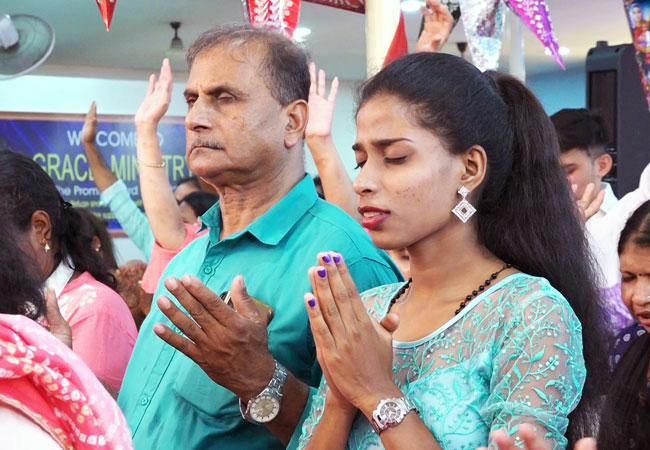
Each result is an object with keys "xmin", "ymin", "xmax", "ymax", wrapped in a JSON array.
[{"xmin": 506, "ymin": 0, "xmax": 564, "ymax": 69}]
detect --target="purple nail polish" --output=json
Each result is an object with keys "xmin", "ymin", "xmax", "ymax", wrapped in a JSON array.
[
  {"xmin": 317, "ymin": 268, "xmax": 327, "ymax": 278},
  {"xmin": 333, "ymin": 254, "xmax": 341, "ymax": 264},
  {"xmin": 308, "ymin": 297, "xmax": 316, "ymax": 308},
  {"xmin": 322, "ymin": 254, "xmax": 331, "ymax": 264}
]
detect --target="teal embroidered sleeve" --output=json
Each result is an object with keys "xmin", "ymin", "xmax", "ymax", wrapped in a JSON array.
[{"xmin": 480, "ymin": 288, "xmax": 586, "ymax": 450}]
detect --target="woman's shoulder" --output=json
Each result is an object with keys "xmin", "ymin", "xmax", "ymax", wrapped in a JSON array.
[
  {"xmin": 490, "ymin": 273, "xmax": 569, "ymax": 307},
  {"xmin": 62, "ymin": 272, "xmax": 132, "ymax": 317},
  {"xmin": 483, "ymin": 273, "xmax": 578, "ymax": 328}
]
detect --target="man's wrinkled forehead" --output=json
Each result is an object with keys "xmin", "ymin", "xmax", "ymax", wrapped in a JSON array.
[{"xmin": 193, "ymin": 38, "xmax": 266, "ymax": 70}]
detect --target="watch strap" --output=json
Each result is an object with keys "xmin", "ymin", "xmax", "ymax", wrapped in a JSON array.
[{"xmin": 239, "ymin": 360, "xmax": 288, "ymax": 424}]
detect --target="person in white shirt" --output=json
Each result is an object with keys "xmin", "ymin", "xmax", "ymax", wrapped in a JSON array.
[{"xmin": 551, "ymin": 108, "xmax": 650, "ymax": 335}]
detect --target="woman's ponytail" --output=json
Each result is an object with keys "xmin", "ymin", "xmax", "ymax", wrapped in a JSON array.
[{"xmin": 483, "ymin": 72, "xmax": 609, "ymax": 444}]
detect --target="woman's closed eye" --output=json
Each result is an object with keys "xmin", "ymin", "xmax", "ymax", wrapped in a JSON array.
[{"xmin": 384, "ymin": 156, "xmax": 408, "ymax": 165}]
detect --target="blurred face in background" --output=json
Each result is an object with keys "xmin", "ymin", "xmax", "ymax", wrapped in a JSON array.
[{"xmin": 620, "ymin": 242, "xmax": 650, "ymax": 332}]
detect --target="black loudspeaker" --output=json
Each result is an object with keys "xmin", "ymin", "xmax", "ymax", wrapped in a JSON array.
[{"xmin": 586, "ymin": 41, "xmax": 650, "ymax": 197}]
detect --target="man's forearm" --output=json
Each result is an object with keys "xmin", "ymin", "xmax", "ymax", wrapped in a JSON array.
[
  {"xmin": 265, "ymin": 374, "xmax": 310, "ymax": 445},
  {"xmin": 83, "ymin": 141, "xmax": 117, "ymax": 192}
]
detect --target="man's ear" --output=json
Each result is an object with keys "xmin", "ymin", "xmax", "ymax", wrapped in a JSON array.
[
  {"xmin": 283, "ymin": 99, "xmax": 309, "ymax": 149},
  {"xmin": 30, "ymin": 210, "xmax": 53, "ymax": 244},
  {"xmin": 595, "ymin": 152, "xmax": 613, "ymax": 179},
  {"xmin": 458, "ymin": 145, "xmax": 488, "ymax": 193}
]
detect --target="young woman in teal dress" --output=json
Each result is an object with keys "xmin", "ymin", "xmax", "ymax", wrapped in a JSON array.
[{"xmin": 297, "ymin": 53, "xmax": 608, "ymax": 450}]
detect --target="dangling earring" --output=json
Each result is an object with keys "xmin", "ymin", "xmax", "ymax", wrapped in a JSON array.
[
  {"xmin": 43, "ymin": 241, "xmax": 51, "ymax": 253},
  {"xmin": 452, "ymin": 185, "xmax": 476, "ymax": 223}
]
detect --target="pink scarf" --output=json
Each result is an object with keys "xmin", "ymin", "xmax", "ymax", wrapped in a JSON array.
[{"xmin": 0, "ymin": 314, "xmax": 133, "ymax": 449}]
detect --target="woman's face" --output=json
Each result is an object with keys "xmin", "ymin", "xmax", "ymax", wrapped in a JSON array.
[
  {"xmin": 620, "ymin": 243, "xmax": 650, "ymax": 332},
  {"xmin": 632, "ymin": 6, "xmax": 643, "ymax": 24},
  {"xmin": 352, "ymin": 94, "xmax": 464, "ymax": 250}
]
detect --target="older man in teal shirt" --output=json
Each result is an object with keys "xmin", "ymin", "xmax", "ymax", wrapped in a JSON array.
[{"xmin": 117, "ymin": 24, "xmax": 400, "ymax": 450}]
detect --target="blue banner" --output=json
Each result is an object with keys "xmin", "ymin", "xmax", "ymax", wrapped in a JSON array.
[{"xmin": 0, "ymin": 114, "xmax": 189, "ymax": 230}]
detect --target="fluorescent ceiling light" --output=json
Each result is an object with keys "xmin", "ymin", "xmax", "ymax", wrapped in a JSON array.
[
  {"xmin": 401, "ymin": 1, "xmax": 425, "ymax": 13},
  {"xmin": 293, "ymin": 27, "xmax": 311, "ymax": 42},
  {"xmin": 545, "ymin": 46, "xmax": 570, "ymax": 56}
]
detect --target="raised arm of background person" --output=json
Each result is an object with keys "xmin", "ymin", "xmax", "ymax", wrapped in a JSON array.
[
  {"xmin": 135, "ymin": 59, "xmax": 187, "ymax": 251},
  {"xmin": 414, "ymin": 0, "xmax": 454, "ymax": 54},
  {"xmin": 305, "ymin": 63, "xmax": 361, "ymax": 223},
  {"xmin": 82, "ymin": 101, "xmax": 118, "ymax": 191},
  {"xmin": 84, "ymin": 102, "xmax": 155, "ymax": 260},
  {"xmin": 589, "ymin": 161, "xmax": 650, "ymax": 243}
]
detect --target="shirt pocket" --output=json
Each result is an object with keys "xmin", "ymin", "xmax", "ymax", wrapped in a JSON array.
[{"xmin": 172, "ymin": 359, "xmax": 241, "ymax": 421}]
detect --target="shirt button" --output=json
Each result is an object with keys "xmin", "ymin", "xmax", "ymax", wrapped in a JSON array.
[
  {"xmin": 140, "ymin": 396, "xmax": 149, "ymax": 405},
  {"xmin": 202, "ymin": 266, "xmax": 213, "ymax": 275}
]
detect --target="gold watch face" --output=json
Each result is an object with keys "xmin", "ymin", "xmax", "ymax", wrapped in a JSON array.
[{"xmin": 250, "ymin": 395, "xmax": 280, "ymax": 423}]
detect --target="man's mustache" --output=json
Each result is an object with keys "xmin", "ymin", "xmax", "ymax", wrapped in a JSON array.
[{"xmin": 190, "ymin": 139, "xmax": 224, "ymax": 151}]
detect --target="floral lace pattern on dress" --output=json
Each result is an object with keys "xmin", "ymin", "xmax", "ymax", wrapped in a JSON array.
[{"xmin": 298, "ymin": 273, "xmax": 586, "ymax": 450}]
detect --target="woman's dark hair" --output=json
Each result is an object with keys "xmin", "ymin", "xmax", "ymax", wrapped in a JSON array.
[
  {"xmin": 0, "ymin": 207, "xmax": 46, "ymax": 320},
  {"xmin": 618, "ymin": 200, "xmax": 650, "ymax": 254},
  {"xmin": 176, "ymin": 175, "xmax": 202, "ymax": 192},
  {"xmin": 597, "ymin": 200, "xmax": 650, "ymax": 449},
  {"xmin": 179, "ymin": 192, "xmax": 219, "ymax": 217},
  {"xmin": 0, "ymin": 150, "xmax": 116, "ymax": 290},
  {"xmin": 357, "ymin": 52, "xmax": 608, "ymax": 444},
  {"xmin": 597, "ymin": 334, "xmax": 650, "ymax": 449},
  {"xmin": 76, "ymin": 208, "xmax": 118, "ymax": 272}
]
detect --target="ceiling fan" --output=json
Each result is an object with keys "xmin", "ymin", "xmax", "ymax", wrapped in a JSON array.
[{"xmin": 0, "ymin": 13, "xmax": 55, "ymax": 80}]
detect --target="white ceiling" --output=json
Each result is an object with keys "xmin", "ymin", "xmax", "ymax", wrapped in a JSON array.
[{"xmin": 1, "ymin": 0, "xmax": 634, "ymax": 81}]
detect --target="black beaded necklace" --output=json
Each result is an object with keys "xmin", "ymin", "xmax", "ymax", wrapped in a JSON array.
[{"xmin": 389, "ymin": 263, "xmax": 512, "ymax": 315}]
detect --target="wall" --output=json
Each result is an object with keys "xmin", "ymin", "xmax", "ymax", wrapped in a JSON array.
[{"xmin": 527, "ymin": 67, "xmax": 586, "ymax": 115}]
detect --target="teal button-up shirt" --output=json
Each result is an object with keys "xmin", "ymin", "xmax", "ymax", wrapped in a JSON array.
[{"xmin": 118, "ymin": 175, "xmax": 401, "ymax": 450}]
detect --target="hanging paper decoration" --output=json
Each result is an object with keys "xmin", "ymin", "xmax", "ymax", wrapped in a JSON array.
[
  {"xmin": 241, "ymin": 0, "xmax": 302, "ymax": 38},
  {"xmin": 506, "ymin": 0, "xmax": 564, "ymax": 69},
  {"xmin": 302, "ymin": 0, "xmax": 365, "ymax": 14},
  {"xmin": 383, "ymin": 11, "xmax": 408, "ymax": 68},
  {"xmin": 623, "ymin": 0, "xmax": 650, "ymax": 108},
  {"xmin": 458, "ymin": 0, "xmax": 506, "ymax": 71},
  {"xmin": 95, "ymin": 0, "xmax": 117, "ymax": 31}
]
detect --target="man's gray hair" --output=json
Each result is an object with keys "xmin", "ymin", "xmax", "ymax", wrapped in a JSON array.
[{"xmin": 186, "ymin": 23, "xmax": 310, "ymax": 106}]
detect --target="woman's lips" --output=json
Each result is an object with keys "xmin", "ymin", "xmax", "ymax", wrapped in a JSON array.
[
  {"xmin": 636, "ymin": 311, "xmax": 650, "ymax": 327},
  {"xmin": 358, "ymin": 206, "xmax": 390, "ymax": 230}
]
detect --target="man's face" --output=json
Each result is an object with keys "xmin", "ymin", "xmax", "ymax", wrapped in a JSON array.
[
  {"xmin": 183, "ymin": 43, "xmax": 288, "ymax": 186},
  {"xmin": 559, "ymin": 148, "xmax": 601, "ymax": 199}
]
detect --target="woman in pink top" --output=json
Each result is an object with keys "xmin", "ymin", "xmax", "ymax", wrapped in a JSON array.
[
  {"xmin": 58, "ymin": 272, "xmax": 138, "ymax": 391},
  {"xmin": 0, "ymin": 150, "xmax": 137, "ymax": 393}
]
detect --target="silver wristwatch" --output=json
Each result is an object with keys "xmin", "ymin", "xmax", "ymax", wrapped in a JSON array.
[
  {"xmin": 370, "ymin": 396, "xmax": 418, "ymax": 434},
  {"xmin": 239, "ymin": 360, "xmax": 288, "ymax": 424}
]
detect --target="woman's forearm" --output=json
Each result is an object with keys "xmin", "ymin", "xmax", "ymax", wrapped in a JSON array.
[
  {"xmin": 136, "ymin": 124, "xmax": 186, "ymax": 250},
  {"xmin": 304, "ymin": 394, "xmax": 357, "ymax": 450},
  {"xmin": 306, "ymin": 135, "xmax": 361, "ymax": 223}
]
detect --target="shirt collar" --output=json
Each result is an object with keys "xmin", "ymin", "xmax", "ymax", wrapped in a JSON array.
[
  {"xmin": 600, "ymin": 182, "xmax": 618, "ymax": 215},
  {"xmin": 44, "ymin": 257, "xmax": 75, "ymax": 298},
  {"xmin": 200, "ymin": 175, "xmax": 318, "ymax": 246}
]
